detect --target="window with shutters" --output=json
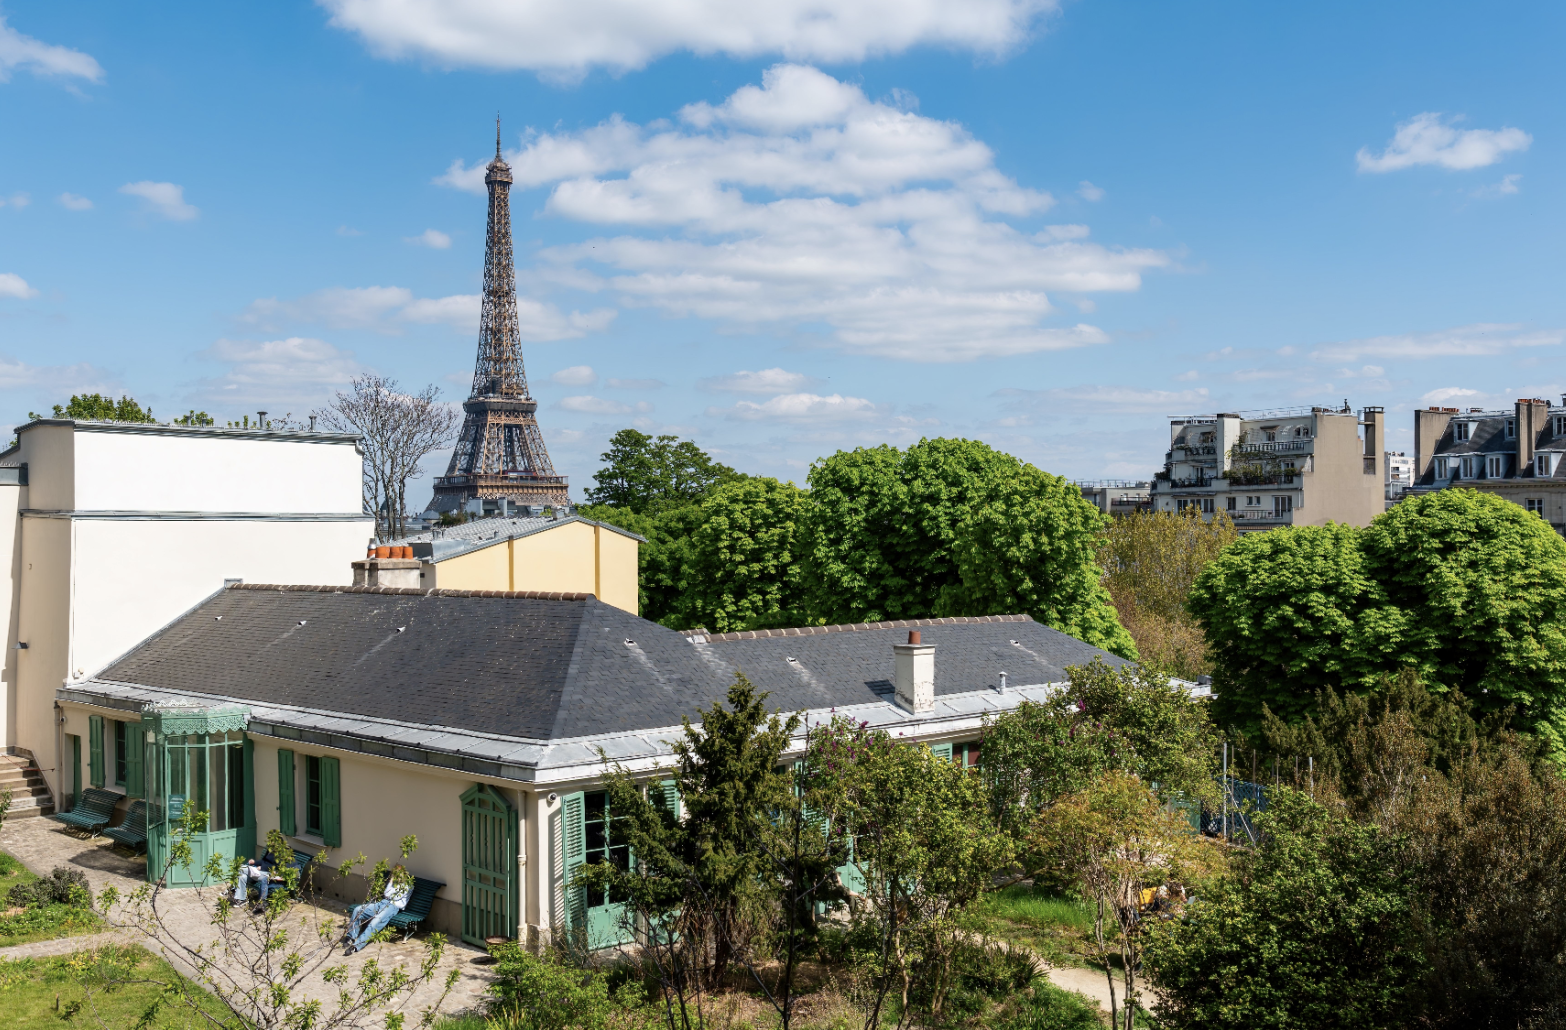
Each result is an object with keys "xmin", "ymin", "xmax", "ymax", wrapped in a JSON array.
[
  {"xmin": 306, "ymin": 755, "xmax": 322, "ymax": 836},
  {"xmin": 114, "ymin": 721, "xmax": 128, "ymax": 787},
  {"xmin": 583, "ymin": 791, "xmax": 630, "ymax": 907},
  {"xmin": 303, "ymin": 754, "xmax": 341, "ymax": 846}
]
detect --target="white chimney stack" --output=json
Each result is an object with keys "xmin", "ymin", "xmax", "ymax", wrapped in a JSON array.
[{"xmin": 894, "ymin": 630, "xmax": 935, "ymax": 713}]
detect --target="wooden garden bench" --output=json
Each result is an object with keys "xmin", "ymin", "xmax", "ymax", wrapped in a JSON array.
[{"xmin": 387, "ymin": 877, "xmax": 445, "ymax": 939}]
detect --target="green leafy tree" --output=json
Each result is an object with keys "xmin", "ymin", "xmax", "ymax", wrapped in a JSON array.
[
  {"xmin": 172, "ymin": 409, "xmax": 215, "ymax": 426},
  {"xmin": 669, "ymin": 477, "xmax": 807, "ymax": 633},
  {"xmin": 1143, "ymin": 787, "xmax": 1420, "ymax": 1030},
  {"xmin": 584, "ymin": 429, "xmax": 741, "ymax": 513},
  {"xmin": 1100, "ymin": 507, "xmax": 1238, "ymax": 678},
  {"xmin": 1030, "ymin": 771, "xmax": 1220, "ymax": 1030},
  {"xmin": 1359, "ymin": 488, "xmax": 1566, "ymax": 749},
  {"xmin": 1188, "ymin": 523, "xmax": 1395, "ymax": 736},
  {"xmin": 32, "ymin": 393, "xmax": 156, "ymax": 423},
  {"xmin": 484, "ymin": 942, "xmax": 652, "ymax": 1030},
  {"xmin": 803, "ymin": 438, "xmax": 1132, "ymax": 654},
  {"xmin": 809, "ymin": 717, "xmax": 1013, "ymax": 1027}
]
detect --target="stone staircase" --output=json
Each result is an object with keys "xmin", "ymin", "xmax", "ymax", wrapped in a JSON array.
[{"xmin": 0, "ymin": 753, "xmax": 54, "ymax": 820}]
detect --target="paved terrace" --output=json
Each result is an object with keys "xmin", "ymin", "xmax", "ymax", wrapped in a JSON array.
[{"xmin": 0, "ymin": 816, "xmax": 493, "ymax": 1019}]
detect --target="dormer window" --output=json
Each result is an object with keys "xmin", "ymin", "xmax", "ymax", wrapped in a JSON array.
[
  {"xmin": 1538, "ymin": 454, "xmax": 1556, "ymax": 477},
  {"xmin": 1461, "ymin": 456, "xmax": 1476, "ymax": 479},
  {"xmin": 1555, "ymin": 415, "xmax": 1566, "ymax": 437},
  {"xmin": 1487, "ymin": 455, "xmax": 1506, "ymax": 478},
  {"xmin": 1436, "ymin": 458, "xmax": 1451, "ymax": 479},
  {"xmin": 1505, "ymin": 418, "xmax": 1517, "ymax": 440},
  {"xmin": 1454, "ymin": 422, "xmax": 1471, "ymax": 442}
]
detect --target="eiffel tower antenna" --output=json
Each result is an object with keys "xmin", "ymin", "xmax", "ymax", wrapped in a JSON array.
[{"xmin": 428, "ymin": 122, "xmax": 569, "ymax": 515}]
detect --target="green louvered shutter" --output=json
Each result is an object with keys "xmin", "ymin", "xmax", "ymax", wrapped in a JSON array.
[
  {"xmin": 561, "ymin": 792, "xmax": 586, "ymax": 932},
  {"xmin": 651, "ymin": 779, "xmax": 681, "ymax": 821},
  {"xmin": 125, "ymin": 725, "xmax": 144, "ymax": 798},
  {"xmin": 929, "ymin": 742, "xmax": 953, "ymax": 762},
  {"xmin": 88, "ymin": 716, "xmax": 105, "ymax": 788},
  {"xmin": 320, "ymin": 756, "xmax": 341, "ymax": 847},
  {"xmin": 277, "ymin": 750, "xmax": 296, "ymax": 836}
]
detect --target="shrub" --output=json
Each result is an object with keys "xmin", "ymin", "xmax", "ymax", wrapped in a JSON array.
[
  {"xmin": 483, "ymin": 942, "xmax": 649, "ymax": 1030},
  {"xmin": 8, "ymin": 867, "xmax": 90, "ymax": 909}
]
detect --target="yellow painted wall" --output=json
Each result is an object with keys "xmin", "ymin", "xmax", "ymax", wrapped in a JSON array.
[{"xmin": 424, "ymin": 520, "xmax": 640, "ymax": 615}]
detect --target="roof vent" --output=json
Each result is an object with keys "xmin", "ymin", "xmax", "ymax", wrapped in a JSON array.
[
  {"xmin": 624, "ymin": 637, "xmax": 636, "ymax": 647},
  {"xmin": 298, "ymin": 620, "xmax": 307, "ymax": 626}
]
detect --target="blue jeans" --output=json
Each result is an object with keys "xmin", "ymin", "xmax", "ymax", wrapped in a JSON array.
[
  {"xmin": 347, "ymin": 900, "xmax": 398, "ymax": 951},
  {"xmin": 233, "ymin": 865, "xmax": 272, "ymax": 905}
]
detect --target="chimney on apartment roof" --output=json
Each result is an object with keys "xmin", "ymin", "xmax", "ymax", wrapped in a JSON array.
[
  {"xmin": 1517, "ymin": 397, "xmax": 1549, "ymax": 476},
  {"xmin": 893, "ymin": 629, "xmax": 935, "ymax": 714},
  {"xmin": 352, "ymin": 547, "xmax": 422, "ymax": 589}
]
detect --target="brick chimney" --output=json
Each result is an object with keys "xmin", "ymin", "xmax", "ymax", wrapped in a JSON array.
[
  {"xmin": 893, "ymin": 630, "xmax": 935, "ymax": 714},
  {"xmin": 1518, "ymin": 398, "xmax": 1549, "ymax": 475}
]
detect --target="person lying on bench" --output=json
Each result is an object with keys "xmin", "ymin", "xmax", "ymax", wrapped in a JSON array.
[
  {"xmin": 345, "ymin": 865, "xmax": 413, "ymax": 954},
  {"xmin": 231, "ymin": 850, "xmax": 280, "ymax": 913}
]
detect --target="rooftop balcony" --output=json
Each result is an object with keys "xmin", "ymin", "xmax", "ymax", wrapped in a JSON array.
[{"xmin": 1232, "ymin": 439, "xmax": 1313, "ymax": 455}]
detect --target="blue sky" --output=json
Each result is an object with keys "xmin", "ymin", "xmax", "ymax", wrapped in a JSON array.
[{"xmin": 1, "ymin": 1, "xmax": 1561, "ymax": 498}]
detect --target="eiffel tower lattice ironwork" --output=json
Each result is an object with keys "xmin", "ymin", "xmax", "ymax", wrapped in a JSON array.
[{"xmin": 429, "ymin": 123, "xmax": 569, "ymax": 514}]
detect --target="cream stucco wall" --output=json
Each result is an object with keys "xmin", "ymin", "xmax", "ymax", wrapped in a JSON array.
[
  {"xmin": 16, "ymin": 516, "xmax": 72, "ymax": 780},
  {"xmin": 1298, "ymin": 411, "xmax": 1382, "ymax": 528},
  {"xmin": 423, "ymin": 520, "xmax": 640, "ymax": 615},
  {"xmin": 0, "ymin": 481, "xmax": 24, "ymax": 749}
]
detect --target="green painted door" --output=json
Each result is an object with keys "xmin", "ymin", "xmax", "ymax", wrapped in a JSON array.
[
  {"xmin": 460, "ymin": 784, "xmax": 518, "ymax": 946},
  {"xmin": 582, "ymin": 790, "xmax": 632, "ymax": 948}
]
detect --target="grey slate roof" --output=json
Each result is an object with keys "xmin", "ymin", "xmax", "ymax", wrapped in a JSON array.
[
  {"xmin": 89, "ymin": 585, "xmax": 1125, "ymax": 744},
  {"xmin": 1418, "ymin": 407, "xmax": 1566, "ymax": 486}
]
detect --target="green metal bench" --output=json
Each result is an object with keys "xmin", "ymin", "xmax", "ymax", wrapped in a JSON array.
[
  {"xmin": 51, "ymin": 787, "xmax": 122, "ymax": 836},
  {"xmin": 102, "ymin": 800, "xmax": 148, "ymax": 852},
  {"xmin": 387, "ymin": 877, "xmax": 444, "ymax": 940}
]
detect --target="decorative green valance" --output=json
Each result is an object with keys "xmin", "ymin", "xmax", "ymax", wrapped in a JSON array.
[{"xmin": 141, "ymin": 702, "xmax": 250, "ymax": 738}]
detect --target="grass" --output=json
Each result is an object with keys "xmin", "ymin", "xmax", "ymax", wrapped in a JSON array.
[
  {"xmin": 0, "ymin": 944, "xmax": 233, "ymax": 1028},
  {"xmin": 0, "ymin": 848, "xmax": 103, "ymax": 946},
  {"xmin": 979, "ymin": 887, "xmax": 1098, "ymax": 935}
]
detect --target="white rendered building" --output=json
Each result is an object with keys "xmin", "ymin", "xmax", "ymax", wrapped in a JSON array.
[{"xmin": 0, "ymin": 419, "xmax": 372, "ymax": 805}]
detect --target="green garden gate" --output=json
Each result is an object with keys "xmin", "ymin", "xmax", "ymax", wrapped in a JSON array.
[{"xmin": 460, "ymin": 783, "xmax": 518, "ymax": 946}]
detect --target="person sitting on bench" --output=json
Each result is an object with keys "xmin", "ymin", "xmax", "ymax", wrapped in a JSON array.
[
  {"xmin": 231, "ymin": 851, "xmax": 279, "ymax": 913},
  {"xmin": 345, "ymin": 865, "xmax": 413, "ymax": 954}
]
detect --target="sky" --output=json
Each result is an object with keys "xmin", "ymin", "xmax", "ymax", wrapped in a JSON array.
[{"xmin": 1, "ymin": 1, "xmax": 1562, "ymax": 502}]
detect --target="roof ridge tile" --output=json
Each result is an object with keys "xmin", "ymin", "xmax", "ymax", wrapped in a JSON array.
[
  {"xmin": 230, "ymin": 583, "xmax": 594, "ymax": 601},
  {"xmin": 693, "ymin": 612, "xmax": 1032, "ymax": 643}
]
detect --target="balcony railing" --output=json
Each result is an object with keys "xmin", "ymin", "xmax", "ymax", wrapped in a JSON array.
[
  {"xmin": 1230, "ymin": 510, "xmax": 1290, "ymax": 522},
  {"xmin": 1233, "ymin": 439, "xmax": 1313, "ymax": 455}
]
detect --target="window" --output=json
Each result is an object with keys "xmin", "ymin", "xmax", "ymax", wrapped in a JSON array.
[
  {"xmin": 1200, "ymin": 498, "xmax": 1214, "ymax": 514},
  {"xmin": 1226, "ymin": 496, "xmax": 1237, "ymax": 511},
  {"xmin": 1199, "ymin": 431, "xmax": 1215, "ymax": 444},
  {"xmin": 1538, "ymin": 454, "xmax": 1554, "ymax": 477},
  {"xmin": 583, "ymin": 791, "xmax": 631, "ymax": 908},
  {"xmin": 1527, "ymin": 498, "xmax": 1545, "ymax": 516},
  {"xmin": 1461, "ymin": 456, "xmax": 1476, "ymax": 479},
  {"xmin": 1436, "ymin": 458, "xmax": 1450, "ymax": 479},
  {"xmin": 1487, "ymin": 455, "xmax": 1506, "ymax": 479},
  {"xmin": 113, "ymin": 720, "xmax": 127, "ymax": 786},
  {"xmin": 304, "ymin": 754, "xmax": 341, "ymax": 846},
  {"xmin": 1293, "ymin": 425, "xmax": 1311, "ymax": 438},
  {"xmin": 952, "ymin": 741, "xmax": 981, "ymax": 769},
  {"xmin": 1264, "ymin": 429, "xmax": 1277, "ymax": 442},
  {"xmin": 1506, "ymin": 418, "xmax": 1517, "ymax": 440},
  {"xmin": 1246, "ymin": 495, "xmax": 1261, "ymax": 506},
  {"xmin": 1273, "ymin": 495, "xmax": 1293, "ymax": 517},
  {"xmin": 1454, "ymin": 422, "xmax": 1471, "ymax": 441},
  {"xmin": 1555, "ymin": 415, "xmax": 1566, "ymax": 436}
]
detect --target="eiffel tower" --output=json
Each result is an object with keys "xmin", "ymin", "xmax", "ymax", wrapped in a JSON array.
[{"xmin": 429, "ymin": 123, "xmax": 569, "ymax": 514}]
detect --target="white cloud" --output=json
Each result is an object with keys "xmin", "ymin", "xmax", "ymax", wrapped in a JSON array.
[
  {"xmin": 0, "ymin": 15, "xmax": 103, "ymax": 83},
  {"xmin": 998, "ymin": 384, "xmax": 1212, "ymax": 413},
  {"xmin": 441, "ymin": 65, "xmax": 1164, "ymax": 362},
  {"xmin": 1174, "ymin": 370, "xmax": 1199, "ymax": 381},
  {"xmin": 323, "ymin": 0, "xmax": 1059, "ymax": 77},
  {"xmin": 1473, "ymin": 173, "xmax": 1522, "ymax": 198},
  {"xmin": 0, "ymin": 355, "xmax": 116, "ymax": 392},
  {"xmin": 405, "ymin": 228, "xmax": 451, "ymax": 248},
  {"xmin": 551, "ymin": 365, "xmax": 598, "ymax": 386},
  {"xmin": 57, "ymin": 192, "xmax": 92, "ymax": 211},
  {"xmin": 1310, "ymin": 323, "xmax": 1563, "ymax": 362},
  {"xmin": 119, "ymin": 181, "xmax": 198, "ymax": 221},
  {"xmin": 194, "ymin": 337, "xmax": 361, "ymax": 405},
  {"xmin": 699, "ymin": 368, "xmax": 821, "ymax": 394},
  {"xmin": 0, "ymin": 192, "xmax": 30, "ymax": 208},
  {"xmin": 337, "ymin": 225, "xmax": 364, "ymax": 237},
  {"xmin": 1334, "ymin": 365, "xmax": 1385, "ymax": 379},
  {"xmin": 557, "ymin": 395, "xmax": 650, "ymax": 415},
  {"xmin": 0, "ymin": 273, "xmax": 38, "ymax": 299},
  {"xmin": 245, "ymin": 285, "xmax": 616, "ymax": 341},
  {"xmin": 607, "ymin": 377, "xmax": 664, "ymax": 389},
  {"xmin": 708, "ymin": 392, "xmax": 880, "ymax": 421},
  {"xmin": 1357, "ymin": 113, "xmax": 1531, "ymax": 173},
  {"xmin": 1076, "ymin": 181, "xmax": 1104, "ymax": 201}
]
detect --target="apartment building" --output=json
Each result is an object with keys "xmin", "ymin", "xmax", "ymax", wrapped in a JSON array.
[
  {"xmin": 1385, "ymin": 452, "xmax": 1415, "ymax": 504},
  {"xmin": 1411, "ymin": 397, "xmax": 1566, "ymax": 534},
  {"xmin": 1149, "ymin": 404, "xmax": 1385, "ymax": 530},
  {"xmin": 1077, "ymin": 481, "xmax": 1152, "ymax": 518}
]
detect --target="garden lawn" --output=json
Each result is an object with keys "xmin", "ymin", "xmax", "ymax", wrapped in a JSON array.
[
  {"xmin": 0, "ymin": 944, "xmax": 233, "ymax": 1028},
  {"xmin": 0, "ymin": 848, "xmax": 103, "ymax": 946},
  {"xmin": 976, "ymin": 886, "xmax": 1099, "ymax": 965}
]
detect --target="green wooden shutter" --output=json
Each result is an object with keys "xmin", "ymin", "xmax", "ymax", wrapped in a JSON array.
[
  {"xmin": 929, "ymin": 741, "xmax": 953, "ymax": 762},
  {"xmin": 88, "ymin": 716, "xmax": 105, "ymax": 788},
  {"xmin": 320, "ymin": 756, "xmax": 341, "ymax": 847},
  {"xmin": 277, "ymin": 750, "xmax": 296, "ymax": 836},
  {"xmin": 651, "ymin": 779, "xmax": 681, "ymax": 821},
  {"xmin": 561, "ymin": 792, "xmax": 586, "ymax": 931},
  {"xmin": 125, "ymin": 725, "xmax": 144, "ymax": 798}
]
